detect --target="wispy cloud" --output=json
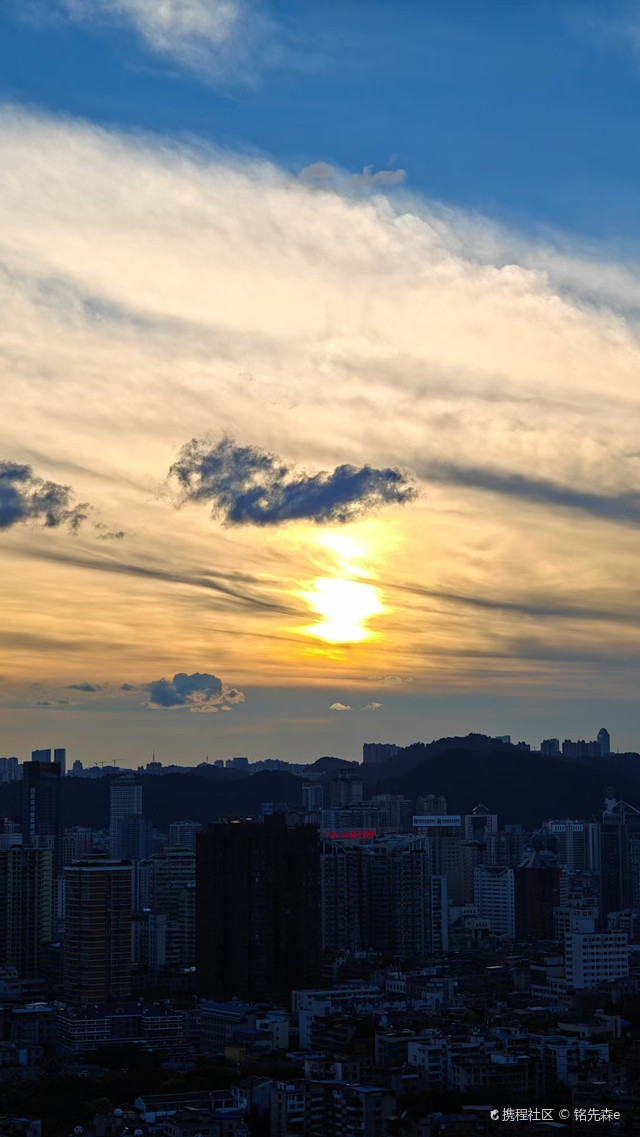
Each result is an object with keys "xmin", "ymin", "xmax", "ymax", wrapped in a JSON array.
[
  {"xmin": 170, "ymin": 435, "xmax": 418, "ymax": 526},
  {"xmin": 54, "ymin": 0, "xmax": 271, "ymax": 84}
]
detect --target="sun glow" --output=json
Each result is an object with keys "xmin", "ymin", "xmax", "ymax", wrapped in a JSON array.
[{"xmin": 302, "ymin": 577, "xmax": 384, "ymax": 643}]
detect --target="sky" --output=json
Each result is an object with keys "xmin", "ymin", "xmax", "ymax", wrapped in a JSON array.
[{"xmin": 4, "ymin": 1, "xmax": 640, "ymax": 765}]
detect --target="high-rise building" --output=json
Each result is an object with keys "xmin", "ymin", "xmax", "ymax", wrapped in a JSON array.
[
  {"xmin": 63, "ymin": 859, "xmax": 132, "ymax": 1004},
  {"xmin": 151, "ymin": 846, "xmax": 196, "ymax": 967},
  {"xmin": 21, "ymin": 760, "xmax": 62, "ymax": 873},
  {"xmin": 600, "ymin": 798, "xmax": 640, "ymax": 919},
  {"xmin": 109, "ymin": 776, "xmax": 143, "ymax": 858},
  {"xmin": 362, "ymin": 743, "xmax": 398, "ymax": 766},
  {"xmin": 168, "ymin": 820, "xmax": 202, "ymax": 851},
  {"xmin": 302, "ymin": 783, "xmax": 324, "ymax": 813},
  {"xmin": 598, "ymin": 728, "xmax": 611, "ymax": 756},
  {"xmin": 320, "ymin": 833, "xmax": 447, "ymax": 958},
  {"xmin": 538, "ymin": 819, "xmax": 600, "ymax": 871},
  {"xmin": 196, "ymin": 816, "xmax": 321, "ymax": 1001},
  {"xmin": 0, "ymin": 846, "xmax": 53, "ymax": 977},
  {"xmin": 0, "ymin": 756, "xmax": 20, "ymax": 784},
  {"xmin": 515, "ymin": 850, "xmax": 562, "ymax": 940},
  {"xmin": 330, "ymin": 774, "xmax": 363, "ymax": 808},
  {"xmin": 474, "ymin": 865, "xmax": 515, "ymax": 938}
]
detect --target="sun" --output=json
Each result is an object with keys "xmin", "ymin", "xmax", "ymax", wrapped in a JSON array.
[{"xmin": 302, "ymin": 577, "xmax": 384, "ymax": 644}]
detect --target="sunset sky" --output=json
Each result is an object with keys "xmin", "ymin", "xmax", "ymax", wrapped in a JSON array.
[{"xmin": 3, "ymin": 1, "xmax": 640, "ymax": 765}]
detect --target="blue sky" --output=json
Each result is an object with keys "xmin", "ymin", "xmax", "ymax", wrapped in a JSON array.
[{"xmin": 3, "ymin": 1, "xmax": 640, "ymax": 242}]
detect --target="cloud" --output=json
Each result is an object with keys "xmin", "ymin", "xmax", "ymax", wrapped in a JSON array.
[
  {"xmin": 67, "ymin": 682, "xmax": 100, "ymax": 692},
  {"xmin": 53, "ymin": 0, "xmax": 268, "ymax": 83},
  {"xmin": 300, "ymin": 162, "xmax": 406, "ymax": 190},
  {"xmin": 366, "ymin": 675, "xmax": 413, "ymax": 686},
  {"xmin": 363, "ymin": 701, "xmax": 382, "ymax": 710},
  {"xmin": 418, "ymin": 460, "xmax": 640, "ymax": 528},
  {"xmin": 145, "ymin": 670, "xmax": 245, "ymax": 712},
  {"xmin": 0, "ymin": 460, "xmax": 89, "ymax": 532},
  {"xmin": 170, "ymin": 436, "xmax": 418, "ymax": 526},
  {"xmin": 329, "ymin": 702, "xmax": 351, "ymax": 711}
]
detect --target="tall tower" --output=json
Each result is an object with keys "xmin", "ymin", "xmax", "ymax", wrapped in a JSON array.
[
  {"xmin": 600, "ymin": 798, "xmax": 640, "ymax": 918},
  {"xmin": 63, "ymin": 860, "xmax": 132, "ymax": 1004},
  {"xmin": 196, "ymin": 816, "xmax": 320, "ymax": 1001},
  {"xmin": 109, "ymin": 776, "xmax": 143, "ymax": 858},
  {"xmin": 21, "ymin": 760, "xmax": 62, "ymax": 873},
  {"xmin": 597, "ymin": 728, "xmax": 611, "ymax": 756}
]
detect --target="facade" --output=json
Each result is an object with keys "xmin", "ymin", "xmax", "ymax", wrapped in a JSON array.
[
  {"xmin": 20, "ymin": 760, "xmax": 62, "ymax": 873},
  {"xmin": 0, "ymin": 846, "xmax": 53, "ymax": 977},
  {"xmin": 320, "ymin": 833, "xmax": 447, "ymax": 959},
  {"xmin": 196, "ymin": 817, "xmax": 321, "ymax": 1001},
  {"xmin": 63, "ymin": 859, "xmax": 132, "ymax": 1004},
  {"xmin": 600, "ymin": 798, "xmax": 640, "ymax": 918},
  {"xmin": 474, "ymin": 865, "xmax": 516, "ymax": 938},
  {"xmin": 564, "ymin": 931, "xmax": 629, "ymax": 990},
  {"xmin": 109, "ymin": 777, "xmax": 143, "ymax": 858},
  {"xmin": 362, "ymin": 743, "xmax": 398, "ymax": 766},
  {"xmin": 515, "ymin": 850, "xmax": 562, "ymax": 939}
]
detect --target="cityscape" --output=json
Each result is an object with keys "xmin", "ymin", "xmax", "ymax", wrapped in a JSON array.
[{"xmin": 2, "ymin": 732, "xmax": 640, "ymax": 1135}]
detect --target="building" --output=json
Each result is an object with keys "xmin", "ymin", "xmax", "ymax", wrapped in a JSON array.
[
  {"xmin": 169, "ymin": 821, "xmax": 202, "ymax": 851},
  {"xmin": 600, "ymin": 797, "xmax": 640, "ymax": 918},
  {"xmin": 320, "ymin": 833, "xmax": 447, "ymax": 958},
  {"xmin": 63, "ymin": 859, "xmax": 132, "ymax": 1004},
  {"xmin": 109, "ymin": 777, "xmax": 143, "ymax": 858},
  {"xmin": 330, "ymin": 774, "xmax": 363, "ymax": 808},
  {"xmin": 473, "ymin": 865, "xmax": 515, "ymax": 938},
  {"xmin": 564, "ymin": 931, "xmax": 629, "ymax": 990},
  {"xmin": 362, "ymin": 743, "xmax": 398, "ymax": 766},
  {"xmin": 151, "ymin": 846, "xmax": 196, "ymax": 968},
  {"xmin": 196, "ymin": 816, "xmax": 321, "ymax": 1001},
  {"xmin": 515, "ymin": 850, "xmax": 562, "ymax": 939},
  {"xmin": 598, "ymin": 728, "xmax": 611, "ymax": 756},
  {"xmin": 538, "ymin": 818, "xmax": 600, "ymax": 871},
  {"xmin": 20, "ymin": 760, "xmax": 62, "ymax": 873},
  {"xmin": 302, "ymin": 783, "xmax": 324, "ymax": 812},
  {"xmin": 0, "ymin": 847, "xmax": 53, "ymax": 977}
]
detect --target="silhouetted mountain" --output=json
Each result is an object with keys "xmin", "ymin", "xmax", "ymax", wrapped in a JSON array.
[
  {"xmin": 367, "ymin": 734, "xmax": 640, "ymax": 826},
  {"xmin": 2, "ymin": 736, "xmax": 639, "ymax": 833}
]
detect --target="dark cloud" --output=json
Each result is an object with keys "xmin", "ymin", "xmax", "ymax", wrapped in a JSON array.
[
  {"xmin": 67, "ymin": 682, "xmax": 100, "ymax": 692},
  {"xmin": 392, "ymin": 582, "xmax": 639, "ymax": 625},
  {"xmin": 420, "ymin": 460, "xmax": 640, "ymax": 528},
  {"xmin": 19, "ymin": 546, "xmax": 296, "ymax": 615},
  {"xmin": 0, "ymin": 460, "xmax": 89, "ymax": 532},
  {"xmin": 169, "ymin": 436, "xmax": 418, "ymax": 526},
  {"xmin": 94, "ymin": 523, "xmax": 126, "ymax": 541},
  {"xmin": 145, "ymin": 671, "xmax": 245, "ymax": 713},
  {"xmin": 120, "ymin": 682, "xmax": 138, "ymax": 691}
]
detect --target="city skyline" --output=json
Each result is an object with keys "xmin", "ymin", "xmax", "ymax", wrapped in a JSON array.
[{"xmin": 5, "ymin": 2, "xmax": 640, "ymax": 764}]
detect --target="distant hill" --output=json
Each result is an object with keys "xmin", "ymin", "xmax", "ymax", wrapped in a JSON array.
[
  {"xmin": 366, "ymin": 734, "xmax": 640, "ymax": 827},
  {"xmin": 1, "ymin": 736, "xmax": 638, "ymax": 832}
]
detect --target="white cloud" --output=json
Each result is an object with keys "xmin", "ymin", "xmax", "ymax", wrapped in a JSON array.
[
  {"xmin": 55, "ymin": 0, "xmax": 269, "ymax": 82},
  {"xmin": 363, "ymin": 701, "xmax": 382, "ymax": 710},
  {"xmin": 330, "ymin": 702, "xmax": 351, "ymax": 711},
  {"xmin": 3, "ymin": 107, "xmax": 640, "ymax": 698}
]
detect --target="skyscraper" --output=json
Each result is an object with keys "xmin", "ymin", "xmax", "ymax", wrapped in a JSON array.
[
  {"xmin": 196, "ymin": 816, "xmax": 320, "ymax": 1001},
  {"xmin": 63, "ymin": 859, "xmax": 132, "ymax": 1004},
  {"xmin": 0, "ymin": 846, "xmax": 53, "ymax": 977},
  {"xmin": 21, "ymin": 760, "xmax": 62, "ymax": 873},
  {"xmin": 597, "ymin": 728, "xmax": 611, "ymax": 756},
  {"xmin": 320, "ymin": 833, "xmax": 447, "ymax": 958},
  {"xmin": 109, "ymin": 776, "xmax": 143, "ymax": 858},
  {"xmin": 600, "ymin": 798, "xmax": 640, "ymax": 918}
]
